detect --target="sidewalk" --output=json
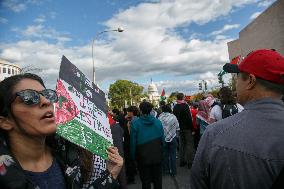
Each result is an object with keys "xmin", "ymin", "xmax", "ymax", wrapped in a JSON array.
[{"xmin": 127, "ymin": 165, "xmax": 192, "ymax": 189}]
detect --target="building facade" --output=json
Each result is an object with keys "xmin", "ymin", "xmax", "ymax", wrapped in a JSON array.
[
  {"xmin": 148, "ymin": 80, "xmax": 160, "ymax": 106},
  {"xmin": 0, "ymin": 59, "xmax": 21, "ymax": 81},
  {"xmin": 227, "ymin": 0, "xmax": 284, "ymax": 60}
]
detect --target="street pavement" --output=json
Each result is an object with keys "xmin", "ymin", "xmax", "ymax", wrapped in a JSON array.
[{"xmin": 127, "ymin": 164, "xmax": 192, "ymax": 189}]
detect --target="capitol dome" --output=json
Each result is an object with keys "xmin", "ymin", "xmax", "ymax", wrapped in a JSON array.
[
  {"xmin": 147, "ymin": 80, "xmax": 160, "ymax": 104},
  {"xmin": 148, "ymin": 83, "xmax": 158, "ymax": 93}
]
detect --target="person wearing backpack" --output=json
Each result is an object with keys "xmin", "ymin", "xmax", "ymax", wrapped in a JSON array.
[{"xmin": 208, "ymin": 87, "xmax": 243, "ymax": 123}]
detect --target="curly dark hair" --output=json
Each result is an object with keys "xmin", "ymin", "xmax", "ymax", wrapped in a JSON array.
[
  {"xmin": 161, "ymin": 104, "xmax": 172, "ymax": 113},
  {"xmin": 139, "ymin": 101, "xmax": 153, "ymax": 115},
  {"xmin": 218, "ymin": 86, "xmax": 235, "ymax": 104},
  {"xmin": 127, "ymin": 106, "xmax": 139, "ymax": 116},
  {"xmin": 176, "ymin": 93, "xmax": 184, "ymax": 100}
]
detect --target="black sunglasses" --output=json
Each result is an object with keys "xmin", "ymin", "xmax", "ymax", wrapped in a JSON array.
[{"xmin": 15, "ymin": 89, "xmax": 58, "ymax": 105}]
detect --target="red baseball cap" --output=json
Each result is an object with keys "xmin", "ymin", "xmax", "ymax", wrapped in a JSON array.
[{"xmin": 223, "ymin": 49, "xmax": 284, "ymax": 84}]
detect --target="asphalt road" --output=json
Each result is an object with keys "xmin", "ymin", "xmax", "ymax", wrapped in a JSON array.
[{"xmin": 127, "ymin": 164, "xmax": 192, "ymax": 189}]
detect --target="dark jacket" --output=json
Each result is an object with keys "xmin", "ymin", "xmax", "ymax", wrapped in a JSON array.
[
  {"xmin": 130, "ymin": 115, "xmax": 164, "ymax": 165},
  {"xmin": 111, "ymin": 123, "xmax": 124, "ymax": 158},
  {"xmin": 0, "ymin": 134, "xmax": 119, "ymax": 189},
  {"xmin": 271, "ymin": 166, "xmax": 284, "ymax": 189},
  {"xmin": 191, "ymin": 98, "xmax": 284, "ymax": 189},
  {"xmin": 173, "ymin": 102, "xmax": 193, "ymax": 131},
  {"xmin": 110, "ymin": 122, "xmax": 127, "ymax": 189}
]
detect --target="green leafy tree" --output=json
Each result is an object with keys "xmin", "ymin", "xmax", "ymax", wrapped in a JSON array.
[
  {"xmin": 191, "ymin": 92, "xmax": 204, "ymax": 101},
  {"xmin": 108, "ymin": 80, "xmax": 145, "ymax": 109},
  {"xmin": 167, "ymin": 91, "xmax": 179, "ymax": 104},
  {"xmin": 209, "ymin": 87, "xmax": 220, "ymax": 98}
]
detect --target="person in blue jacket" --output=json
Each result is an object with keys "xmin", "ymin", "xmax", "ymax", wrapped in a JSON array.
[{"xmin": 130, "ymin": 101, "xmax": 164, "ymax": 189}]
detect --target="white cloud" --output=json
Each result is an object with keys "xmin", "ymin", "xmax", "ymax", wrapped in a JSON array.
[
  {"xmin": 0, "ymin": 36, "xmax": 230, "ymax": 92},
  {"xmin": 210, "ymin": 24, "xmax": 240, "ymax": 36},
  {"xmin": 34, "ymin": 15, "xmax": 46, "ymax": 23},
  {"xmin": 106, "ymin": 0, "xmax": 256, "ymax": 29},
  {"xmin": 257, "ymin": 0, "xmax": 275, "ymax": 7},
  {"xmin": 1, "ymin": 0, "xmax": 258, "ymax": 93},
  {"xmin": 2, "ymin": 0, "xmax": 44, "ymax": 12},
  {"xmin": 250, "ymin": 11, "xmax": 261, "ymax": 20},
  {"xmin": 148, "ymin": 73, "xmax": 224, "ymax": 95},
  {"xmin": 154, "ymin": 80, "xmax": 202, "ymax": 95},
  {"xmin": 19, "ymin": 24, "xmax": 72, "ymax": 43},
  {"xmin": 2, "ymin": 0, "xmax": 27, "ymax": 12},
  {"xmin": 0, "ymin": 17, "xmax": 8, "ymax": 24}
]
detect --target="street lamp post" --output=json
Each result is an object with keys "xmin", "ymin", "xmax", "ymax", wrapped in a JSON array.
[
  {"xmin": 92, "ymin": 27, "xmax": 124, "ymax": 83},
  {"xmin": 129, "ymin": 87, "xmax": 133, "ymax": 106}
]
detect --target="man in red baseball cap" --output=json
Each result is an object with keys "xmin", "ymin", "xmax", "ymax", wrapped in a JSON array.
[
  {"xmin": 223, "ymin": 49, "xmax": 284, "ymax": 83},
  {"xmin": 223, "ymin": 49, "xmax": 284, "ymax": 105},
  {"xmin": 190, "ymin": 49, "xmax": 284, "ymax": 189}
]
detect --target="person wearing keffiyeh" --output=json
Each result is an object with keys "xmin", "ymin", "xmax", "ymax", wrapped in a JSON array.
[
  {"xmin": 196, "ymin": 100, "xmax": 210, "ymax": 137},
  {"xmin": 158, "ymin": 104, "xmax": 179, "ymax": 176}
]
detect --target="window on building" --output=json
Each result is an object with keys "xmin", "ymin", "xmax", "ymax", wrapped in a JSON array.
[
  {"xmin": 8, "ymin": 68, "xmax": 11, "ymax": 74},
  {"xmin": 12, "ymin": 69, "xmax": 14, "ymax": 75},
  {"xmin": 3, "ymin": 67, "xmax": 6, "ymax": 73}
]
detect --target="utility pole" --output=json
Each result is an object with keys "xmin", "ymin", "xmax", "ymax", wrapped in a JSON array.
[{"xmin": 218, "ymin": 70, "xmax": 225, "ymax": 87}]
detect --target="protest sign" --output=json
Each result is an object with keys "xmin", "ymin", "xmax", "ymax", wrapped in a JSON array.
[{"xmin": 55, "ymin": 56, "xmax": 112, "ymax": 159}]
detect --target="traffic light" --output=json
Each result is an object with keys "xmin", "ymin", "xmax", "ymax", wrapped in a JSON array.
[
  {"xmin": 218, "ymin": 75, "xmax": 222, "ymax": 84},
  {"xmin": 204, "ymin": 81, "xmax": 207, "ymax": 91},
  {"xmin": 198, "ymin": 83, "xmax": 202, "ymax": 90}
]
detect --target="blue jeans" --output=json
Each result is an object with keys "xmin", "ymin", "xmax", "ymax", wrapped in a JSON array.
[{"xmin": 163, "ymin": 138, "xmax": 177, "ymax": 175}]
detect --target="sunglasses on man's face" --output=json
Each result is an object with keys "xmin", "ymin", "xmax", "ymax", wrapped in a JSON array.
[{"xmin": 15, "ymin": 89, "xmax": 58, "ymax": 105}]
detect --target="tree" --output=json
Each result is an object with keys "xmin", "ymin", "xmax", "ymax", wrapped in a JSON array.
[
  {"xmin": 209, "ymin": 88, "xmax": 220, "ymax": 98},
  {"xmin": 191, "ymin": 92, "xmax": 204, "ymax": 101},
  {"xmin": 108, "ymin": 80, "xmax": 145, "ymax": 109},
  {"xmin": 167, "ymin": 91, "xmax": 179, "ymax": 104},
  {"xmin": 191, "ymin": 87, "xmax": 220, "ymax": 102},
  {"xmin": 21, "ymin": 65, "xmax": 42, "ymax": 73}
]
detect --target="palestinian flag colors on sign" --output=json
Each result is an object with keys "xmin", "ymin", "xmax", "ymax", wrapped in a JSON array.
[{"xmin": 55, "ymin": 56, "xmax": 113, "ymax": 159}]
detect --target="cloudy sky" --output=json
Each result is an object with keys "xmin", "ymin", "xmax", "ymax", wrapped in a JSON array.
[{"xmin": 0, "ymin": 0, "xmax": 276, "ymax": 95}]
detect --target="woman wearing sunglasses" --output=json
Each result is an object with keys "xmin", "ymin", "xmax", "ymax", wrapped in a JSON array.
[{"xmin": 0, "ymin": 73, "xmax": 123, "ymax": 189}]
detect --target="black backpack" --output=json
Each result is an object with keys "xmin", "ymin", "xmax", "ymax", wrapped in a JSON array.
[{"xmin": 221, "ymin": 104, "xmax": 238, "ymax": 119}]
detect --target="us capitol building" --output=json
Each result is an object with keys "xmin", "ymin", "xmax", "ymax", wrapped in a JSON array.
[{"xmin": 147, "ymin": 80, "xmax": 160, "ymax": 106}]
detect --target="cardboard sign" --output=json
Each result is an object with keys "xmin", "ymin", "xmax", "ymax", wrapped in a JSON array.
[{"xmin": 55, "ymin": 56, "xmax": 112, "ymax": 159}]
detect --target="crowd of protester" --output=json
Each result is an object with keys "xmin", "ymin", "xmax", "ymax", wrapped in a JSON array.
[{"xmin": 0, "ymin": 49, "xmax": 283, "ymax": 189}]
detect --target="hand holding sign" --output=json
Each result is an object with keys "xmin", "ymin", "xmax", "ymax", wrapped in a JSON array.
[
  {"xmin": 106, "ymin": 147, "xmax": 123, "ymax": 179},
  {"xmin": 55, "ymin": 56, "xmax": 113, "ymax": 159}
]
